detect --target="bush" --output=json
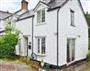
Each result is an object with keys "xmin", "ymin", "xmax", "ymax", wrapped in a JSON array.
[
  {"xmin": 0, "ymin": 21, "xmax": 19, "ymax": 59},
  {"xmin": 87, "ymin": 50, "xmax": 90, "ymax": 60},
  {"xmin": 89, "ymin": 38, "xmax": 90, "ymax": 50}
]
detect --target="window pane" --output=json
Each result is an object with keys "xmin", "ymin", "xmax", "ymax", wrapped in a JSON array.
[
  {"xmin": 41, "ymin": 38, "xmax": 46, "ymax": 54},
  {"xmin": 37, "ymin": 11, "xmax": 41, "ymax": 23},
  {"xmin": 42, "ymin": 9, "xmax": 45, "ymax": 22},
  {"xmin": 71, "ymin": 39, "xmax": 75, "ymax": 61},
  {"xmin": 71, "ymin": 10, "xmax": 75, "ymax": 26},
  {"xmin": 37, "ymin": 38, "xmax": 40, "ymax": 53}
]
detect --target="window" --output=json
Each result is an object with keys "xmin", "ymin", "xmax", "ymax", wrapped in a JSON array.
[
  {"xmin": 37, "ymin": 37, "xmax": 46, "ymax": 54},
  {"xmin": 38, "ymin": 38, "xmax": 40, "ymax": 53},
  {"xmin": 37, "ymin": 11, "xmax": 41, "ymax": 23},
  {"xmin": 37, "ymin": 9, "xmax": 45, "ymax": 24},
  {"xmin": 41, "ymin": 38, "xmax": 46, "ymax": 54},
  {"xmin": 18, "ymin": 39, "xmax": 21, "ymax": 54},
  {"xmin": 70, "ymin": 9, "xmax": 75, "ymax": 27}
]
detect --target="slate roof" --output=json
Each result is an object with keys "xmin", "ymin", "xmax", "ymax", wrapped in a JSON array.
[
  {"xmin": 18, "ymin": 9, "xmax": 34, "ymax": 20},
  {"xmin": 17, "ymin": 0, "xmax": 69, "ymax": 21},
  {"xmin": 3, "ymin": 9, "xmax": 22, "ymax": 20},
  {"xmin": 46, "ymin": 0, "xmax": 68, "ymax": 10},
  {"xmin": 0, "ymin": 11, "xmax": 12, "ymax": 20}
]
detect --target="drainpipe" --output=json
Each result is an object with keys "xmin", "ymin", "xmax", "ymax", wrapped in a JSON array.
[
  {"xmin": 57, "ymin": 8, "xmax": 60, "ymax": 67},
  {"xmin": 32, "ymin": 16, "xmax": 34, "ymax": 54}
]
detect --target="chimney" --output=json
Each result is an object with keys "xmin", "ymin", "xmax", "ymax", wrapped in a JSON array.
[{"xmin": 21, "ymin": 0, "xmax": 28, "ymax": 10}]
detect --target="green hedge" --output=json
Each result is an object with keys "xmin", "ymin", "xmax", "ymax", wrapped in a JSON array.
[
  {"xmin": 87, "ymin": 50, "xmax": 90, "ymax": 60},
  {"xmin": 89, "ymin": 38, "xmax": 90, "ymax": 50}
]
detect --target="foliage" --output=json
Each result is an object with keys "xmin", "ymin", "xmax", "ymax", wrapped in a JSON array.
[
  {"xmin": 87, "ymin": 50, "xmax": 90, "ymax": 60},
  {"xmin": 89, "ymin": 38, "xmax": 90, "ymax": 50},
  {"xmin": 85, "ymin": 12, "xmax": 90, "ymax": 26},
  {"xmin": 0, "ymin": 21, "xmax": 20, "ymax": 59}
]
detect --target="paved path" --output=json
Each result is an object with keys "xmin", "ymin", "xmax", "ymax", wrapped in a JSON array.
[
  {"xmin": 0, "ymin": 60, "xmax": 90, "ymax": 71},
  {"xmin": 0, "ymin": 61, "xmax": 35, "ymax": 71},
  {"xmin": 45, "ymin": 61, "xmax": 90, "ymax": 71}
]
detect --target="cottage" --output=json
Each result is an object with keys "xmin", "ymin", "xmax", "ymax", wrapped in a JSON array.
[
  {"xmin": 0, "ymin": 0, "xmax": 88, "ymax": 67},
  {"xmin": 0, "ymin": 11, "xmax": 12, "ymax": 34}
]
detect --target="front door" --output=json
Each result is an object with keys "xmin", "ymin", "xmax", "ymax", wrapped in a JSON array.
[
  {"xmin": 24, "ymin": 36, "xmax": 28, "ymax": 56},
  {"xmin": 67, "ymin": 39, "xmax": 75, "ymax": 63}
]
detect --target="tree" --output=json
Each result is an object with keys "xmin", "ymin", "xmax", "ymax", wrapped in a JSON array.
[
  {"xmin": 0, "ymin": 21, "xmax": 20, "ymax": 59},
  {"xmin": 85, "ymin": 12, "xmax": 90, "ymax": 27},
  {"xmin": 85, "ymin": 12, "xmax": 90, "ymax": 50}
]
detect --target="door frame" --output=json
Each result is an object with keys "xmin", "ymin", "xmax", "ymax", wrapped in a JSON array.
[{"xmin": 67, "ymin": 38, "xmax": 76, "ymax": 64}]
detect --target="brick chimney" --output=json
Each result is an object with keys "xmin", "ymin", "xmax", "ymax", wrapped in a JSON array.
[{"xmin": 21, "ymin": 0, "xmax": 28, "ymax": 10}]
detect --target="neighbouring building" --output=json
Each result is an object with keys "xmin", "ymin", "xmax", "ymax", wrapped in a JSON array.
[{"xmin": 0, "ymin": 11, "xmax": 12, "ymax": 34}]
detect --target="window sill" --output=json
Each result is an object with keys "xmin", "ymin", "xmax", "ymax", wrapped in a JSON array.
[
  {"xmin": 36, "ymin": 22, "xmax": 46, "ymax": 26},
  {"xmin": 36, "ymin": 53, "xmax": 46, "ymax": 57}
]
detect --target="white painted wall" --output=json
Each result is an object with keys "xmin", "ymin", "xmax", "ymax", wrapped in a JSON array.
[
  {"xmin": 34, "ymin": 3, "xmax": 58, "ymax": 65},
  {"xmin": 33, "ymin": 0, "xmax": 88, "ymax": 66},
  {"xmin": 0, "ymin": 0, "xmax": 88, "ymax": 67},
  {"xmin": 58, "ymin": 0, "xmax": 88, "ymax": 66},
  {"xmin": 15, "ymin": 18, "xmax": 33, "ymax": 56}
]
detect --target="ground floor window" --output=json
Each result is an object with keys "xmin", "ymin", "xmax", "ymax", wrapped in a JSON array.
[
  {"xmin": 18, "ymin": 39, "xmax": 21, "ymax": 54},
  {"xmin": 36, "ymin": 37, "xmax": 46, "ymax": 54}
]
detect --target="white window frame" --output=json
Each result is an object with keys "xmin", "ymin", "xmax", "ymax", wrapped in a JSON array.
[
  {"xmin": 37, "ymin": 9, "xmax": 45, "ymax": 24},
  {"xmin": 70, "ymin": 9, "xmax": 75, "ymax": 27},
  {"xmin": 36, "ymin": 37, "xmax": 46, "ymax": 55}
]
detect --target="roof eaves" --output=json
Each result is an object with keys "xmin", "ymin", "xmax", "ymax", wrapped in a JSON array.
[
  {"xmin": 0, "ymin": 30, "xmax": 5, "ymax": 33},
  {"xmin": 16, "ymin": 15, "xmax": 34, "ymax": 22},
  {"xmin": 33, "ymin": 1, "xmax": 48, "ymax": 11},
  {"xmin": 0, "ymin": 10, "xmax": 12, "ymax": 14},
  {"xmin": 78, "ymin": 0, "xmax": 88, "ymax": 27}
]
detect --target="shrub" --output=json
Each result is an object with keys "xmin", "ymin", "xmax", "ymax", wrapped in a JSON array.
[
  {"xmin": 0, "ymin": 21, "xmax": 19, "ymax": 59},
  {"xmin": 89, "ymin": 38, "xmax": 90, "ymax": 50},
  {"xmin": 87, "ymin": 50, "xmax": 90, "ymax": 60}
]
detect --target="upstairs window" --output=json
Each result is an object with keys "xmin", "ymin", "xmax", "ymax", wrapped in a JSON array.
[
  {"xmin": 37, "ymin": 9, "xmax": 45, "ymax": 24},
  {"xmin": 70, "ymin": 9, "xmax": 75, "ymax": 27}
]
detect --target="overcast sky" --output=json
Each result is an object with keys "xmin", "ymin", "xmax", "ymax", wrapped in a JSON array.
[{"xmin": 0, "ymin": 0, "xmax": 90, "ymax": 13}]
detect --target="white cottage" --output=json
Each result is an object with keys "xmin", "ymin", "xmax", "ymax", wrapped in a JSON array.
[{"xmin": 0, "ymin": 0, "xmax": 88, "ymax": 67}]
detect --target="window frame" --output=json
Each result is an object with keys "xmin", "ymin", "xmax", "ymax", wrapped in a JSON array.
[
  {"xmin": 67, "ymin": 38, "xmax": 76, "ymax": 63},
  {"xmin": 37, "ymin": 9, "xmax": 46, "ymax": 24},
  {"xmin": 70, "ymin": 9, "xmax": 75, "ymax": 27},
  {"xmin": 36, "ymin": 37, "xmax": 46, "ymax": 55}
]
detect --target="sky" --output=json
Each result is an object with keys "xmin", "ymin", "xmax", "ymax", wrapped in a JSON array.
[{"xmin": 0, "ymin": 0, "xmax": 90, "ymax": 13}]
